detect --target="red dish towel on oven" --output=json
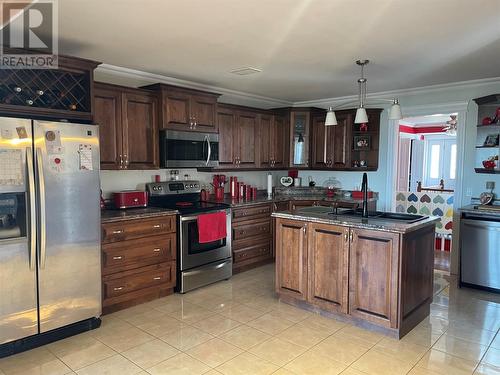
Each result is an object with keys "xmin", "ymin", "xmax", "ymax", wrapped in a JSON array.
[{"xmin": 197, "ymin": 211, "xmax": 227, "ymax": 243}]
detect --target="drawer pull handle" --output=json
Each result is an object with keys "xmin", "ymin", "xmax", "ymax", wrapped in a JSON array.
[
  {"xmin": 112, "ymin": 256, "xmax": 123, "ymax": 260},
  {"xmin": 153, "ymin": 224, "xmax": 161, "ymax": 229},
  {"xmin": 113, "ymin": 287, "xmax": 124, "ymax": 291},
  {"xmin": 153, "ymin": 276, "xmax": 162, "ymax": 280},
  {"xmin": 112, "ymin": 230, "xmax": 123, "ymax": 234},
  {"xmin": 153, "ymin": 248, "xmax": 161, "ymax": 252}
]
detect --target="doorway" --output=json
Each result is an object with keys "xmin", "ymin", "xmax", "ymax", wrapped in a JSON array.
[{"xmin": 395, "ymin": 113, "xmax": 458, "ymax": 273}]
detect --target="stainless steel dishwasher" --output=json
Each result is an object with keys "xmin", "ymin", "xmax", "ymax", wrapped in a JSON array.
[{"xmin": 460, "ymin": 212, "xmax": 500, "ymax": 292}]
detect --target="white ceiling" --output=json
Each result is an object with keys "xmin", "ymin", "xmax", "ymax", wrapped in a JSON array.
[
  {"xmin": 58, "ymin": 0, "xmax": 500, "ymax": 102},
  {"xmin": 400, "ymin": 114, "xmax": 455, "ymax": 126}
]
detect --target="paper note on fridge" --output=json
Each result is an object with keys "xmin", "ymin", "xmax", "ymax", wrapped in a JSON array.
[
  {"xmin": 0, "ymin": 149, "xmax": 23, "ymax": 186},
  {"xmin": 78, "ymin": 144, "xmax": 93, "ymax": 171}
]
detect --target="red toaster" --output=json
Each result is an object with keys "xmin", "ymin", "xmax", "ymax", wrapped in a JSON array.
[{"xmin": 113, "ymin": 190, "xmax": 148, "ymax": 209}]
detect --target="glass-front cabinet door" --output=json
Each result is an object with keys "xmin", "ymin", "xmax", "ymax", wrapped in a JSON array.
[{"xmin": 290, "ymin": 111, "xmax": 310, "ymax": 167}]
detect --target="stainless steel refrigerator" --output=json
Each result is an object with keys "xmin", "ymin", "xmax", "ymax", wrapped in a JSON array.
[{"xmin": 0, "ymin": 117, "xmax": 101, "ymax": 354}]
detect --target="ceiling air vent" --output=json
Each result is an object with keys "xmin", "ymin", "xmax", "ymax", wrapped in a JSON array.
[{"xmin": 230, "ymin": 67, "xmax": 262, "ymax": 75}]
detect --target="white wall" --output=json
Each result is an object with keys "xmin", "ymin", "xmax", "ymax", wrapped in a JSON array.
[{"xmin": 100, "ymin": 169, "xmax": 286, "ymax": 198}]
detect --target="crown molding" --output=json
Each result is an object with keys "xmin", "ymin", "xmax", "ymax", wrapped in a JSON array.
[
  {"xmin": 95, "ymin": 64, "xmax": 292, "ymax": 108},
  {"xmin": 293, "ymin": 77, "xmax": 500, "ymax": 108},
  {"xmin": 96, "ymin": 63, "xmax": 500, "ymax": 109}
]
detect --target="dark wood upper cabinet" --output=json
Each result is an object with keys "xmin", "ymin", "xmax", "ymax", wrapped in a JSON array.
[
  {"xmin": 94, "ymin": 84, "xmax": 122, "ymax": 170},
  {"xmin": 93, "ymin": 82, "xmax": 159, "ymax": 170},
  {"xmin": 259, "ymin": 114, "xmax": 273, "ymax": 169},
  {"xmin": 142, "ymin": 84, "xmax": 220, "ymax": 133},
  {"xmin": 217, "ymin": 107, "xmax": 238, "ymax": 169},
  {"xmin": 122, "ymin": 91, "xmax": 158, "ymax": 169},
  {"xmin": 237, "ymin": 110, "xmax": 258, "ymax": 168},
  {"xmin": 311, "ymin": 108, "xmax": 381, "ymax": 171}
]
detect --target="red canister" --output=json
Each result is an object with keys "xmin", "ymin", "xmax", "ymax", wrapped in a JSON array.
[
  {"xmin": 238, "ymin": 182, "xmax": 244, "ymax": 199},
  {"xmin": 230, "ymin": 176, "xmax": 238, "ymax": 198},
  {"xmin": 251, "ymin": 187, "xmax": 257, "ymax": 199},
  {"xmin": 244, "ymin": 185, "xmax": 251, "ymax": 199}
]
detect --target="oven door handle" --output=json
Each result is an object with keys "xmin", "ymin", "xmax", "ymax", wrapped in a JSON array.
[
  {"xmin": 205, "ymin": 135, "xmax": 211, "ymax": 166},
  {"xmin": 181, "ymin": 210, "xmax": 229, "ymax": 222}
]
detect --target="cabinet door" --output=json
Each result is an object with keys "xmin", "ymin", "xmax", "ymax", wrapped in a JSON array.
[
  {"xmin": 272, "ymin": 115, "xmax": 288, "ymax": 168},
  {"xmin": 190, "ymin": 94, "xmax": 217, "ymax": 132},
  {"xmin": 122, "ymin": 92, "xmax": 158, "ymax": 169},
  {"xmin": 217, "ymin": 108, "xmax": 237, "ymax": 168},
  {"xmin": 163, "ymin": 90, "xmax": 191, "ymax": 129},
  {"xmin": 308, "ymin": 223, "xmax": 349, "ymax": 314},
  {"xmin": 349, "ymin": 228, "xmax": 400, "ymax": 328},
  {"xmin": 94, "ymin": 84, "xmax": 123, "ymax": 170},
  {"xmin": 330, "ymin": 112, "xmax": 349, "ymax": 169},
  {"xmin": 275, "ymin": 218, "xmax": 308, "ymax": 300},
  {"xmin": 259, "ymin": 114, "xmax": 272, "ymax": 168},
  {"xmin": 311, "ymin": 114, "xmax": 328, "ymax": 169},
  {"xmin": 237, "ymin": 111, "xmax": 258, "ymax": 168}
]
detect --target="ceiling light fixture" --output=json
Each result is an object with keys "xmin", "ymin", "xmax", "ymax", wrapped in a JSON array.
[
  {"xmin": 230, "ymin": 67, "xmax": 262, "ymax": 75},
  {"xmin": 443, "ymin": 115, "xmax": 457, "ymax": 136},
  {"xmin": 325, "ymin": 60, "xmax": 403, "ymax": 126}
]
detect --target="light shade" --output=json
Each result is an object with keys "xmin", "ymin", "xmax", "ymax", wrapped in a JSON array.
[
  {"xmin": 389, "ymin": 100, "xmax": 402, "ymax": 120},
  {"xmin": 325, "ymin": 107, "xmax": 337, "ymax": 126},
  {"xmin": 354, "ymin": 107, "xmax": 368, "ymax": 124}
]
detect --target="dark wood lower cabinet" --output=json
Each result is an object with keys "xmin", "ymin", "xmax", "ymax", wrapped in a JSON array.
[
  {"xmin": 231, "ymin": 204, "xmax": 273, "ymax": 273},
  {"xmin": 349, "ymin": 228, "xmax": 400, "ymax": 328},
  {"xmin": 274, "ymin": 217, "xmax": 435, "ymax": 338},
  {"xmin": 101, "ymin": 214, "xmax": 177, "ymax": 314},
  {"xmin": 275, "ymin": 219, "xmax": 308, "ymax": 300},
  {"xmin": 307, "ymin": 223, "xmax": 349, "ymax": 314}
]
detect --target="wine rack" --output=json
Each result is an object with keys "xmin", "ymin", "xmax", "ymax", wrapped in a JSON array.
[{"xmin": 0, "ymin": 54, "xmax": 99, "ymax": 122}]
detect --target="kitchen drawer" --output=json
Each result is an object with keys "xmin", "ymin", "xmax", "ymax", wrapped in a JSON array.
[
  {"xmin": 102, "ymin": 215, "xmax": 176, "ymax": 243},
  {"xmin": 233, "ymin": 218, "xmax": 271, "ymax": 241},
  {"xmin": 232, "ymin": 204, "xmax": 272, "ymax": 222},
  {"xmin": 102, "ymin": 234, "xmax": 175, "ymax": 274},
  {"xmin": 233, "ymin": 241, "xmax": 271, "ymax": 264},
  {"xmin": 103, "ymin": 262, "xmax": 175, "ymax": 299},
  {"xmin": 289, "ymin": 200, "xmax": 317, "ymax": 211}
]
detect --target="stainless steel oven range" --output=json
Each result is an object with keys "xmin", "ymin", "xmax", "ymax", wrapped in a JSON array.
[{"xmin": 146, "ymin": 181, "xmax": 232, "ymax": 293}]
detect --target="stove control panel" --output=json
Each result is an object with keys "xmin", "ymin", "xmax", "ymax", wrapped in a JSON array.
[{"xmin": 146, "ymin": 180, "xmax": 201, "ymax": 196}]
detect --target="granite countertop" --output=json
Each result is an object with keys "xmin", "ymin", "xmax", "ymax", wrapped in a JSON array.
[
  {"xmin": 460, "ymin": 205, "xmax": 500, "ymax": 217},
  {"xmin": 271, "ymin": 211, "xmax": 439, "ymax": 234},
  {"xmin": 101, "ymin": 207, "xmax": 178, "ymax": 223},
  {"xmin": 210, "ymin": 193, "xmax": 377, "ymax": 208}
]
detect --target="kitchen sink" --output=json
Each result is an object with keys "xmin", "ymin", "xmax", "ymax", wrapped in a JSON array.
[
  {"xmin": 377, "ymin": 212, "xmax": 427, "ymax": 222},
  {"xmin": 333, "ymin": 208, "xmax": 428, "ymax": 223}
]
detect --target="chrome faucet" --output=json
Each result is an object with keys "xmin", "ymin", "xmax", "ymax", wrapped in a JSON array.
[{"xmin": 361, "ymin": 172, "xmax": 368, "ymax": 218}]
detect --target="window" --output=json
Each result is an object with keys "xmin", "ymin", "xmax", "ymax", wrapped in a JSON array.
[
  {"xmin": 423, "ymin": 137, "xmax": 457, "ymax": 189},
  {"xmin": 429, "ymin": 144, "xmax": 440, "ymax": 179},
  {"xmin": 450, "ymin": 144, "xmax": 457, "ymax": 179}
]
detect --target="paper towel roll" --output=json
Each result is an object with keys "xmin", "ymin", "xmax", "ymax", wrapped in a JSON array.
[{"xmin": 267, "ymin": 173, "xmax": 273, "ymax": 197}]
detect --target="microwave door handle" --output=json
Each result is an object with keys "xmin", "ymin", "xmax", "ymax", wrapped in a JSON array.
[
  {"xmin": 36, "ymin": 148, "xmax": 47, "ymax": 269},
  {"xmin": 206, "ymin": 135, "xmax": 211, "ymax": 166},
  {"xmin": 26, "ymin": 147, "xmax": 36, "ymax": 271}
]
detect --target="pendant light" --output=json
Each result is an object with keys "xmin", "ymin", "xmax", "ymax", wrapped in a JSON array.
[
  {"xmin": 354, "ymin": 60, "xmax": 369, "ymax": 124},
  {"xmin": 325, "ymin": 60, "xmax": 403, "ymax": 126}
]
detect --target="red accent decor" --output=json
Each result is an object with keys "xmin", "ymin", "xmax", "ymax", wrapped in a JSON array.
[
  {"xmin": 399, "ymin": 125, "xmax": 447, "ymax": 134},
  {"xmin": 197, "ymin": 211, "xmax": 227, "ymax": 243},
  {"xmin": 351, "ymin": 191, "xmax": 374, "ymax": 199}
]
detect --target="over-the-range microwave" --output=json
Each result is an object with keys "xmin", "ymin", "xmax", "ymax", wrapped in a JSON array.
[{"xmin": 159, "ymin": 130, "xmax": 219, "ymax": 168}]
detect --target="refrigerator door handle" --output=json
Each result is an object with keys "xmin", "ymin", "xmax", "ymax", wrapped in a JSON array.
[
  {"xmin": 36, "ymin": 148, "xmax": 47, "ymax": 269},
  {"xmin": 26, "ymin": 147, "xmax": 37, "ymax": 271}
]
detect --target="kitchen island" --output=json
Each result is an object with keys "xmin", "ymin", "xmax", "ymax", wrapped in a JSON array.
[{"xmin": 272, "ymin": 209, "xmax": 438, "ymax": 338}]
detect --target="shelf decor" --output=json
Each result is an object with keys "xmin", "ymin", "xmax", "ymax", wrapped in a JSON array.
[{"xmin": 473, "ymin": 94, "xmax": 500, "ymax": 174}]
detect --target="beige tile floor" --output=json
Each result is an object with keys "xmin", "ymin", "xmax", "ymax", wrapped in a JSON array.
[{"xmin": 1, "ymin": 264, "xmax": 500, "ymax": 375}]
